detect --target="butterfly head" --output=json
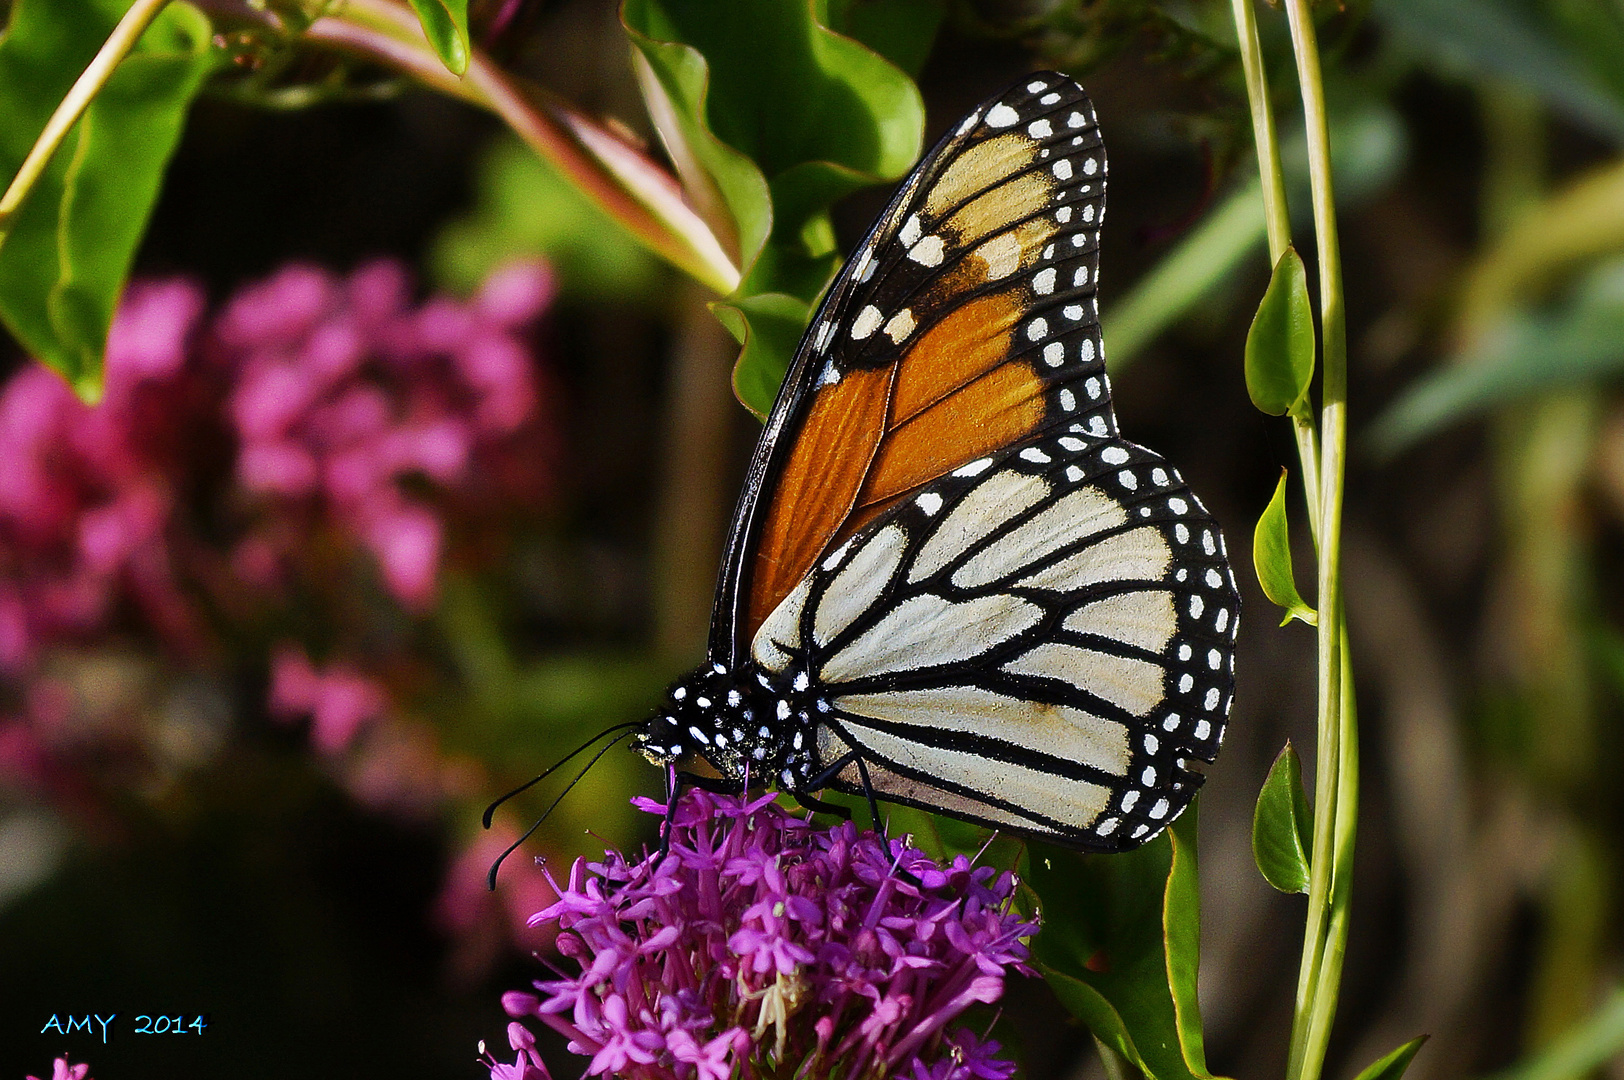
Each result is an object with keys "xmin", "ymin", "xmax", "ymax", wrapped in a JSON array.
[{"xmin": 634, "ymin": 661, "xmax": 828, "ymax": 792}]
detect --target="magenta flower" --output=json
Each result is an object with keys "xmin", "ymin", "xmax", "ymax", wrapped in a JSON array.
[
  {"xmin": 26, "ymin": 1055, "xmax": 92, "ymax": 1080},
  {"xmin": 496, "ymin": 790, "xmax": 1034, "ymax": 1080},
  {"xmin": 220, "ymin": 258, "xmax": 556, "ymax": 608}
]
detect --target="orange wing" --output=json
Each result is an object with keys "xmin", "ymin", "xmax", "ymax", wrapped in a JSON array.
[{"xmin": 710, "ymin": 74, "xmax": 1117, "ymax": 661}]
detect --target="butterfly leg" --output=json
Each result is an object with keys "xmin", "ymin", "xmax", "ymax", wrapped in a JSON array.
[
  {"xmin": 807, "ymin": 733, "xmax": 885, "ymax": 839},
  {"xmin": 792, "ymin": 791, "xmax": 852, "ymax": 820}
]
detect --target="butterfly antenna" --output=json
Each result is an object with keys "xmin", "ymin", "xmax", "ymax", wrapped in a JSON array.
[
  {"xmin": 485, "ymin": 727, "xmax": 640, "ymax": 889},
  {"xmin": 482, "ymin": 720, "xmax": 643, "ymax": 828}
]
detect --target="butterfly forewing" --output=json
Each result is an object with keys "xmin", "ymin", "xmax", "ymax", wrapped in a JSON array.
[
  {"xmin": 714, "ymin": 75, "xmax": 1119, "ymax": 660},
  {"xmin": 750, "ymin": 429, "xmax": 1239, "ymax": 850}
]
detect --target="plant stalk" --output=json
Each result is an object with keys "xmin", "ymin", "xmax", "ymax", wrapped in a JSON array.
[
  {"xmin": 306, "ymin": 0, "xmax": 739, "ymax": 295},
  {"xmin": 1280, "ymin": 3, "xmax": 1354, "ymax": 1080},
  {"xmin": 0, "ymin": 0, "xmax": 174, "ymax": 252}
]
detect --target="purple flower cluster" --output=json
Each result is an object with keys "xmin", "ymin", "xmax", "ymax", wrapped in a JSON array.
[{"xmin": 495, "ymin": 790, "xmax": 1034, "ymax": 1080}]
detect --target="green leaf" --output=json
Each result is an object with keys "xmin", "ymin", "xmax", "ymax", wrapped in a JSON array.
[
  {"xmin": 429, "ymin": 135, "xmax": 663, "ymax": 301},
  {"xmin": 1032, "ymin": 802, "xmax": 1224, "ymax": 1080},
  {"xmin": 1253, "ymin": 470, "xmax": 1316, "ymax": 627},
  {"xmin": 1370, "ymin": 257, "xmax": 1624, "ymax": 454},
  {"xmin": 1252, "ymin": 743, "xmax": 1313, "ymax": 894},
  {"xmin": 404, "ymin": 0, "xmax": 470, "ymax": 75},
  {"xmin": 0, "ymin": 0, "xmax": 217, "ymax": 400},
  {"xmin": 1245, "ymin": 246, "xmax": 1316, "ymax": 418},
  {"xmin": 1352, "ymin": 1036, "xmax": 1428, "ymax": 1080},
  {"xmin": 711, "ymin": 292, "xmax": 810, "ymax": 418},
  {"xmin": 622, "ymin": 0, "xmax": 926, "ymax": 408},
  {"xmin": 828, "ymin": 0, "xmax": 945, "ymax": 78}
]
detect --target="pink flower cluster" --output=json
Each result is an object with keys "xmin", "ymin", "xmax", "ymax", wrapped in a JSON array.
[
  {"xmin": 223, "ymin": 259, "xmax": 555, "ymax": 608},
  {"xmin": 493, "ymin": 790, "xmax": 1033, "ymax": 1080},
  {"xmin": 0, "ymin": 279, "xmax": 208, "ymax": 671}
]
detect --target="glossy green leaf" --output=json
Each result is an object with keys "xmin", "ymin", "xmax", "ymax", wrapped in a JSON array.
[
  {"xmin": 622, "ymin": 0, "xmax": 927, "ymax": 408},
  {"xmin": 430, "ymin": 135, "xmax": 662, "ymax": 301},
  {"xmin": 1352, "ymin": 1036, "xmax": 1428, "ymax": 1080},
  {"xmin": 712, "ymin": 292, "xmax": 810, "ymax": 418},
  {"xmin": 0, "ymin": 0, "xmax": 217, "ymax": 400},
  {"xmin": 1253, "ymin": 470, "xmax": 1316, "ymax": 627},
  {"xmin": 829, "ymin": 0, "xmax": 945, "ymax": 77},
  {"xmin": 1245, "ymin": 247, "xmax": 1315, "ymax": 418},
  {"xmin": 1253, "ymin": 743, "xmax": 1314, "ymax": 894},
  {"xmin": 404, "ymin": 0, "xmax": 470, "ymax": 75},
  {"xmin": 1032, "ymin": 802, "xmax": 1222, "ymax": 1080},
  {"xmin": 1370, "ymin": 257, "xmax": 1624, "ymax": 454}
]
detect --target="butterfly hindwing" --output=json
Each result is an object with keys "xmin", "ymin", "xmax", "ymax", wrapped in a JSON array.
[
  {"xmin": 750, "ymin": 429, "xmax": 1240, "ymax": 850},
  {"xmin": 715, "ymin": 74, "xmax": 1118, "ymax": 661}
]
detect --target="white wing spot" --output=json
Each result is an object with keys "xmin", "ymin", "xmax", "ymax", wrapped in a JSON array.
[
  {"xmin": 1059, "ymin": 389, "xmax": 1077, "ymax": 411},
  {"xmin": 1168, "ymin": 497, "xmax": 1189, "ymax": 515},
  {"xmin": 1152, "ymin": 468, "xmax": 1169, "ymax": 486},
  {"xmin": 883, "ymin": 309, "xmax": 917, "ymax": 344},
  {"xmin": 1026, "ymin": 79, "xmax": 1048, "ymax": 92},
  {"xmin": 1101, "ymin": 447, "xmax": 1129, "ymax": 465},
  {"xmin": 1132, "ymin": 824, "xmax": 1150, "ymax": 840},
  {"xmin": 908, "ymin": 235, "xmax": 945, "ymax": 267},
  {"xmin": 1026, "ymin": 317, "xmax": 1049, "ymax": 341},
  {"xmin": 1098, "ymin": 817, "xmax": 1120, "ymax": 836},
  {"xmin": 1028, "ymin": 119, "xmax": 1053, "ymax": 138},
  {"xmin": 1216, "ymin": 609, "xmax": 1230, "ymax": 632},
  {"xmin": 958, "ymin": 110, "xmax": 982, "ymax": 135},
  {"xmin": 1150, "ymin": 798, "xmax": 1170, "ymax": 820},
  {"xmin": 1088, "ymin": 416, "xmax": 1109, "ymax": 435},
  {"xmin": 1033, "ymin": 267, "xmax": 1057, "ymax": 295},
  {"xmin": 1043, "ymin": 342, "xmax": 1064, "ymax": 367},
  {"xmin": 1056, "ymin": 206, "xmax": 1073, "ymax": 226},
  {"xmin": 1073, "ymin": 266, "xmax": 1090, "ymax": 287},
  {"xmin": 899, "ymin": 214, "xmax": 922, "ymax": 247},
  {"xmin": 1064, "ymin": 304, "xmax": 1085, "ymax": 321},
  {"xmin": 1175, "ymin": 523, "xmax": 1190, "ymax": 543},
  {"xmin": 1178, "ymin": 644, "xmax": 1192, "ymax": 661},
  {"xmin": 1208, "ymin": 648, "xmax": 1223, "ymax": 670},
  {"xmin": 1204, "ymin": 687, "xmax": 1221, "ymax": 710},
  {"xmin": 1060, "ymin": 437, "xmax": 1085, "ymax": 451},
  {"xmin": 1203, "ymin": 530, "xmax": 1216, "ymax": 555},
  {"xmin": 1041, "ymin": 92, "xmax": 1061, "ymax": 104},
  {"xmin": 1086, "ymin": 377, "xmax": 1102, "ymax": 399},
  {"xmin": 1020, "ymin": 447, "xmax": 1052, "ymax": 464},
  {"xmin": 1141, "ymin": 766, "xmax": 1156, "ymax": 786},
  {"xmin": 853, "ymin": 247, "xmax": 875, "ymax": 283},
  {"xmin": 1053, "ymin": 160, "xmax": 1073, "ymax": 180},
  {"xmin": 1179, "ymin": 673, "xmax": 1195, "ymax": 693},
  {"xmin": 1194, "ymin": 719, "xmax": 1212, "ymax": 740},
  {"xmin": 1205, "ymin": 568, "xmax": 1222, "ymax": 588},
  {"xmin": 817, "ymin": 362, "xmax": 842, "ymax": 387},
  {"xmin": 1083, "ymin": 157, "xmax": 1098, "ymax": 175},
  {"xmin": 954, "ymin": 457, "xmax": 993, "ymax": 478},
  {"xmin": 1081, "ymin": 204, "xmax": 1096, "ymax": 223},
  {"xmin": 814, "ymin": 319, "xmax": 835, "ymax": 352},
  {"xmin": 1163, "ymin": 714, "xmax": 1180, "ymax": 731},
  {"xmin": 986, "ymin": 104, "xmax": 1019, "ymax": 127},
  {"xmin": 1190, "ymin": 596, "xmax": 1205, "ymax": 620},
  {"xmin": 1118, "ymin": 470, "xmax": 1138, "ymax": 490},
  {"xmin": 916, "ymin": 492, "xmax": 943, "ymax": 515},
  {"xmin": 1065, "ymin": 465, "xmax": 1084, "ymax": 482},
  {"xmin": 1122, "ymin": 790, "xmax": 1140, "ymax": 811},
  {"xmin": 1067, "ymin": 111, "xmax": 1086, "ymax": 128},
  {"xmin": 851, "ymin": 305, "xmax": 883, "ymax": 340}
]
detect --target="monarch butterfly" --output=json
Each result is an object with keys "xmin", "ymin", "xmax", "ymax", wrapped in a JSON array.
[{"xmin": 491, "ymin": 73, "xmax": 1239, "ymax": 867}]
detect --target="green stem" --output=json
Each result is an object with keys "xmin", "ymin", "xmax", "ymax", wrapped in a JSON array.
[
  {"xmin": 1230, "ymin": 0, "xmax": 1292, "ymax": 261},
  {"xmin": 305, "ymin": 0, "xmax": 739, "ymax": 295},
  {"xmin": 1280, "ymin": 3, "xmax": 1353, "ymax": 1080},
  {"xmin": 0, "ymin": 0, "xmax": 173, "ymax": 253}
]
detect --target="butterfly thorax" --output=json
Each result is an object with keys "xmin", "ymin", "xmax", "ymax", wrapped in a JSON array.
[{"xmin": 634, "ymin": 660, "xmax": 828, "ymax": 792}]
